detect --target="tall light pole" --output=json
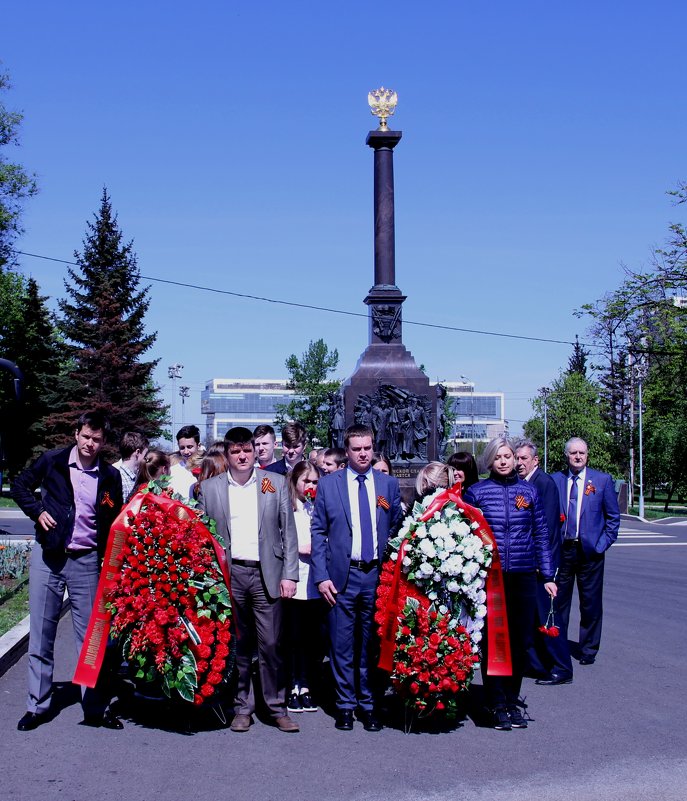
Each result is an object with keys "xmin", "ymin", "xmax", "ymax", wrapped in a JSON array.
[
  {"xmin": 460, "ymin": 375, "xmax": 476, "ymax": 456},
  {"xmin": 179, "ymin": 385, "xmax": 190, "ymax": 424},
  {"xmin": 637, "ymin": 374, "xmax": 645, "ymax": 518},
  {"xmin": 167, "ymin": 363, "xmax": 184, "ymax": 437},
  {"xmin": 539, "ymin": 386, "xmax": 550, "ymax": 472},
  {"xmin": 633, "ymin": 355, "xmax": 647, "ymax": 518}
]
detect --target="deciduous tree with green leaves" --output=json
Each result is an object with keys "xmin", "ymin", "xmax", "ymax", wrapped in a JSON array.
[
  {"xmin": 275, "ymin": 339, "xmax": 341, "ymax": 447},
  {"xmin": 524, "ymin": 370, "xmax": 614, "ymax": 475},
  {"xmin": 0, "ymin": 67, "xmax": 37, "ymax": 270},
  {"xmin": 578, "ymin": 181, "xmax": 687, "ymax": 499}
]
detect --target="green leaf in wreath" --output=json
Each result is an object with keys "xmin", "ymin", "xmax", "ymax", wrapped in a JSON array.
[
  {"xmin": 216, "ymin": 587, "xmax": 231, "ymax": 607},
  {"xmin": 406, "ymin": 597, "xmax": 420, "ymax": 612},
  {"xmin": 176, "ymin": 672, "xmax": 195, "ymax": 703}
]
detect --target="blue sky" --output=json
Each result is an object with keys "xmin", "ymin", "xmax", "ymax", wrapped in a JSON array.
[{"xmin": 3, "ymin": 1, "xmax": 686, "ymax": 436}]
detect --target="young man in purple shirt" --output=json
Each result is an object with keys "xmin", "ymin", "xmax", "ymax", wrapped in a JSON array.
[{"xmin": 12, "ymin": 411, "xmax": 123, "ymax": 731}]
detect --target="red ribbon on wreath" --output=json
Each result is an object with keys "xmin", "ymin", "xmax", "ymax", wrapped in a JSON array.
[{"xmin": 378, "ymin": 482, "xmax": 512, "ymax": 677}]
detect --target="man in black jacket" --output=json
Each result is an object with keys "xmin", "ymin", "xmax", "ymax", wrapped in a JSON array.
[
  {"xmin": 11, "ymin": 411, "xmax": 123, "ymax": 730},
  {"xmin": 515, "ymin": 439, "xmax": 573, "ymax": 685}
]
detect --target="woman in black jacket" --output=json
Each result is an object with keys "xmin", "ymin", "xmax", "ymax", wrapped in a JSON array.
[{"xmin": 464, "ymin": 436, "xmax": 557, "ymax": 731}]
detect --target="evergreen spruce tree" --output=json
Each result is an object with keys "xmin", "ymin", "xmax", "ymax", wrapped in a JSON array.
[
  {"xmin": 47, "ymin": 189, "xmax": 166, "ymax": 448},
  {"xmin": 567, "ymin": 335, "xmax": 589, "ymax": 377},
  {"xmin": 8, "ymin": 279, "xmax": 66, "ymax": 470}
]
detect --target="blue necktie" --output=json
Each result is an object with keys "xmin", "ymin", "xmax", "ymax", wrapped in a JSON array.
[
  {"xmin": 566, "ymin": 475, "xmax": 579, "ymax": 540},
  {"xmin": 356, "ymin": 474, "xmax": 375, "ymax": 562}
]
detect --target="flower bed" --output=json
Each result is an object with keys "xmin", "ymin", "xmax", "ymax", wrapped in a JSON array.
[{"xmin": 0, "ymin": 540, "xmax": 31, "ymax": 603}]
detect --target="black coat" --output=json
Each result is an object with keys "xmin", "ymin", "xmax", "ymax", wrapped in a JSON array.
[
  {"xmin": 529, "ymin": 467, "xmax": 563, "ymax": 571},
  {"xmin": 11, "ymin": 446, "xmax": 123, "ymax": 558}
]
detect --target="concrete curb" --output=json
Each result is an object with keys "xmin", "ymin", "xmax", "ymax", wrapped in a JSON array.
[{"xmin": 0, "ymin": 613, "xmax": 30, "ymax": 676}]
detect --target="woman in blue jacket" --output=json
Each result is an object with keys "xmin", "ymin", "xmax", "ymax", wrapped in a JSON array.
[{"xmin": 464, "ymin": 436, "xmax": 557, "ymax": 731}]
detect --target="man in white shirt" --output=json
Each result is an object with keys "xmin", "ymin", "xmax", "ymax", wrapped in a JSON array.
[
  {"xmin": 197, "ymin": 427, "xmax": 300, "ymax": 733},
  {"xmin": 169, "ymin": 424, "xmax": 200, "ymax": 499}
]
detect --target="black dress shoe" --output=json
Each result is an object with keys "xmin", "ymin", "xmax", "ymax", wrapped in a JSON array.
[
  {"xmin": 579, "ymin": 657, "xmax": 596, "ymax": 666},
  {"xmin": 17, "ymin": 711, "xmax": 49, "ymax": 731},
  {"xmin": 334, "ymin": 710, "xmax": 354, "ymax": 731},
  {"xmin": 359, "ymin": 711, "xmax": 382, "ymax": 732},
  {"xmin": 535, "ymin": 674, "xmax": 573, "ymax": 686},
  {"xmin": 82, "ymin": 710, "xmax": 124, "ymax": 730}
]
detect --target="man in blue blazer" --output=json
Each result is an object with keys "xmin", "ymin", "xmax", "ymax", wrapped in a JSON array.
[
  {"xmin": 552, "ymin": 437, "xmax": 620, "ymax": 668},
  {"xmin": 310, "ymin": 424, "xmax": 403, "ymax": 732}
]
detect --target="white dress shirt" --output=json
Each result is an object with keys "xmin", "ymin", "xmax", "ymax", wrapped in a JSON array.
[
  {"xmin": 347, "ymin": 467, "xmax": 379, "ymax": 561},
  {"xmin": 227, "ymin": 469, "xmax": 260, "ymax": 561}
]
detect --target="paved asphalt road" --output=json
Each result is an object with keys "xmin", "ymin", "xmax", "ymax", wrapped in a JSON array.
[{"xmin": 2, "ymin": 514, "xmax": 686, "ymax": 801}]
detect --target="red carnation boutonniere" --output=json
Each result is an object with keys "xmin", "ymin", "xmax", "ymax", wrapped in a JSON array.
[
  {"xmin": 584, "ymin": 480, "xmax": 596, "ymax": 496},
  {"xmin": 304, "ymin": 487, "xmax": 317, "ymax": 502},
  {"xmin": 560, "ymin": 513, "xmax": 566, "ymax": 523},
  {"xmin": 261, "ymin": 477, "xmax": 276, "ymax": 494},
  {"xmin": 514, "ymin": 494, "xmax": 530, "ymax": 510},
  {"xmin": 377, "ymin": 495, "xmax": 390, "ymax": 511},
  {"xmin": 100, "ymin": 491, "xmax": 115, "ymax": 508}
]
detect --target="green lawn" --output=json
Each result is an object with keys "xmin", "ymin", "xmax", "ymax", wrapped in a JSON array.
[
  {"xmin": 0, "ymin": 583, "xmax": 29, "ymax": 638},
  {"xmin": 0, "ymin": 497, "xmax": 18, "ymax": 508},
  {"xmin": 628, "ymin": 505, "xmax": 687, "ymax": 520}
]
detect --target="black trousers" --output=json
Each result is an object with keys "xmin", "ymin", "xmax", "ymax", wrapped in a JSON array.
[
  {"xmin": 283, "ymin": 598, "xmax": 327, "ymax": 693},
  {"xmin": 482, "ymin": 571, "xmax": 537, "ymax": 709},
  {"xmin": 557, "ymin": 540, "xmax": 605, "ymax": 661}
]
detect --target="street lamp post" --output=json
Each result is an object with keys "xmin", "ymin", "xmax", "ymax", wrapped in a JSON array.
[
  {"xmin": 638, "ymin": 377, "xmax": 645, "ymax": 518},
  {"xmin": 460, "ymin": 375, "xmax": 476, "ymax": 456},
  {"xmin": 539, "ymin": 387, "xmax": 550, "ymax": 472},
  {"xmin": 179, "ymin": 386, "xmax": 190, "ymax": 424},
  {"xmin": 167, "ymin": 363, "xmax": 184, "ymax": 437}
]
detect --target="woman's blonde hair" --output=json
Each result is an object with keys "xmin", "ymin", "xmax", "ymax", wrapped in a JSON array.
[{"xmin": 415, "ymin": 461, "xmax": 455, "ymax": 497}]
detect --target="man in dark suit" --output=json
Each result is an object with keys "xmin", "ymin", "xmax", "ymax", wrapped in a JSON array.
[
  {"xmin": 551, "ymin": 437, "xmax": 620, "ymax": 667},
  {"xmin": 310, "ymin": 424, "xmax": 403, "ymax": 732},
  {"xmin": 515, "ymin": 439, "xmax": 573, "ymax": 685},
  {"xmin": 11, "ymin": 410, "xmax": 123, "ymax": 730},
  {"xmin": 197, "ymin": 427, "xmax": 300, "ymax": 733},
  {"xmin": 265, "ymin": 421, "xmax": 307, "ymax": 476}
]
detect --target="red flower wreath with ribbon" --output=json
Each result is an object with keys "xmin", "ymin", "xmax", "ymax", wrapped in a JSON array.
[{"xmin": 74, "ymin": 478, "xmax": 234, "ymax": 705}]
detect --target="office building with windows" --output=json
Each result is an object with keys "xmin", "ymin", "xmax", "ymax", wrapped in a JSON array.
[
  {"xmin": 443, "ymin": 380, "xmax": 507, "ymax": 450},
  {"xmin": 201, "ymin": 379, "xmax": 299, "ymax": 443}
]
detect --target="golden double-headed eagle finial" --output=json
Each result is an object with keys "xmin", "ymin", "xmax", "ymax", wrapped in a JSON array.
[{"xmin": 367, "ymin": 87, "xmax": 398, "ymax": 131}]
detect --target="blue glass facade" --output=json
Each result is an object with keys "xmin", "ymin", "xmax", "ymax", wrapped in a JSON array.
[{"xmin": 201, "ymin": 380, "xmax": 301, "ymax": 442}]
